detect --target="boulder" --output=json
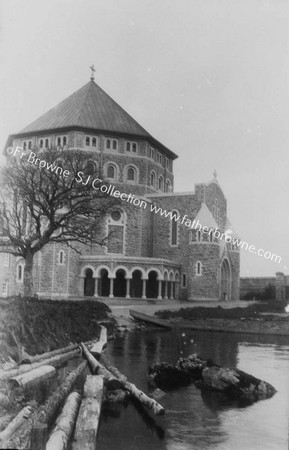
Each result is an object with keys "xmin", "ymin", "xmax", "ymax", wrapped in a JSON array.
[{"xmin": 149, "ymin": 354, "xmax": 277, "ymax": 402}]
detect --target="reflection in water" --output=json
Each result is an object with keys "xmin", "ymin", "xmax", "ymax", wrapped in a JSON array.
[
  {"xmin": 201, "ymin": 388, "xmax": 256, "ymax": 411},
  {"xmin": 96, "ymin": 330, "xmax": 289, "ymax": 450}
]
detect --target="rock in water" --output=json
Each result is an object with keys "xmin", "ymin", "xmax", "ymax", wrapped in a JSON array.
[
  {"xmin": 149, "ymin": 354, "xmax": 277, "ymax": 402},
  {"xmin": 151, "ymin": 388, "xmax": 166, "ymax": 400}
]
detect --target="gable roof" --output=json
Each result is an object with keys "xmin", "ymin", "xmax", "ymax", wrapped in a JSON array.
[
  {"xmin": 195, "ymin": 202, "xmax": 218, "ymax": 229},
  {"xmin": 15, "ymin": 80, "xmax": 177, "ymax": 159}
]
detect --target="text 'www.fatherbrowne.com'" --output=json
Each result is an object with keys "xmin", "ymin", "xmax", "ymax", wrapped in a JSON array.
[{"xmin": 150, "ymin": 205, "xmax": 281, "ymax": 264}]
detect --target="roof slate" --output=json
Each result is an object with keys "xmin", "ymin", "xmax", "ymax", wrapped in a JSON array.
[{"xmin": 20, "ymin": 81, "xmax": 153, "ymax": 138}]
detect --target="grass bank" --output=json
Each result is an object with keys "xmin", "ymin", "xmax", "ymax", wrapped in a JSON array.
[{"xmin": 0, "ymin": 297, "xmax": 112, "ymax": 364}]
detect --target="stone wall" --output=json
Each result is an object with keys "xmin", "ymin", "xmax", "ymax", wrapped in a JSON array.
[{"xmin": 239, "ymin": 277, "xmax": 276, "ymax": 300}]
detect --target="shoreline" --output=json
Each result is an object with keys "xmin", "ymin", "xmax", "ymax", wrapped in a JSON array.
[
  {"xmin": 114, "ymin": 315, "xmax": 289, "ymax": 336},
  {"xmin": 110, "ymin": 301, "xmax": 289, "ymax": 337},
  {"xmin": 168, "ymin": 317, "xmax": 289, "ymax": 336}
]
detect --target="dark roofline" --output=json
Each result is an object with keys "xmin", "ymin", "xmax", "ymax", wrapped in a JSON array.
[{"xmin": 6, "ymin": 126, "xmax": 178, "ymax": 160}]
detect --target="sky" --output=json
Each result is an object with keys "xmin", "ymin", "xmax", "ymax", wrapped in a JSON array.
[{"xmin": 0, "ymin": 0, "xmax": 288, "ymax": 277}]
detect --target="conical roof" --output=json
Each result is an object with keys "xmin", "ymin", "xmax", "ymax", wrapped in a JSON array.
[
  {"xmin": 14, "ymin": 80, "xmax": 177, "ymax": 158},
  {"xmin": 20, "ymin": 81, "xmax": 152, "ymax": 137}
]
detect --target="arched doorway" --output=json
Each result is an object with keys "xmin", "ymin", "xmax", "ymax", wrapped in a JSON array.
[
  {"xmin": 146, "ymin": 271, "xmax": 158, "ymax": 299},
  {"xmin": 99, "ymin": 269, "xmax": 110, "ymax": 297},
  {"xmin": 84, "ymin": 268, "xmax": 95, "ymax": 296},
  {"xmin": 220, "ymin": 259, "xmax": 231, "ymax": 301},
  {"xmin": 131, "ymin": 270, "xmax": 142, "ymax": 298},
  {"xmin": 113, "ymin": 269, "xmax": 127, "ymax": 297}
]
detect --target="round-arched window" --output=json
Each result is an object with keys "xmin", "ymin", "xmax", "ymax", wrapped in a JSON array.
[
  {"xmin": 150, "ymin": 171, "xmax": 156, "ymax": 188},
  {"xmin": 127, "ymin": 167, "xmax": 135, "ymax": 181},
  {"xmin": 85, "ymin": 161, "xmax": 95, "ymax": 176},
  {"xmin": 166, "ymin": 180, "xmax": 172, "ymax": 192},
  {"xmin": 107, "ymin": 165, "xmax": 115, "ymax": 179},
  {"xmin": 111, "ymin": 210, "xmax": 121, "ymax": 222}
]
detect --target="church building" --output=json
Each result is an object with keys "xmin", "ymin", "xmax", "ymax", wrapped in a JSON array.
[{"xmin": 1, "ymin": 76, "xmax": 240, "ymax": 301}]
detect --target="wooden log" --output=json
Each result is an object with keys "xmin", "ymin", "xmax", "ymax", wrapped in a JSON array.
[
  {"xmin": 9, "ymin": 365, "xmax": 56, "ymax": 388},
  {"xmin": 80, "ymin": 343, "xmax": 98, "ymax": 375},
  {"xmin": 90, "ymin": 326, "xmax": 107, "ymax": 357},
  {"xmin": 30, "ymin": 423, "xmax": 47, "ymax": 450},
  {"xmin": 46, "ymin": 392, "xmax": 82, "ymax": 450},
  {"xmin": 0, "ymin": 403, "xmax": 36, "ymax": 448},
  {"xmin": 0, "ymin": 349, "xmax": 81, "ymax": 382},
  {"xmin": 0, "ymin": 393, "xmax": 11, "ymax": 408},
  {"xmin": 18, "ymin": 339, "xmax": 96, "ymax": 366},
  {"xmin": 81, "ymin": 343, "xmax": 121, "ymax": 387},
  {"xmin": 72, "ymin": 375, "xmax": 103, "ymax": 450},
  {"xmin": 5, "ymin": 361, "xmax": 87, "ymax": 450},
  {"xmin": 99, "ymin": 354, "xmax": 127, "ymax": 383},
  {"xmin": 95, "ymin": 352, "xmax": 164, "ymax": 416}
]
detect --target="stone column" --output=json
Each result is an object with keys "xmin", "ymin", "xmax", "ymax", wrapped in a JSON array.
[
  {"xmin": 94, "ymin": 277, "xmax": 99, "ymax": 297},
  {"xmin": 164, "ymin": 281, "xmax": 168, "ymax": 300},
  {"xmin": 174, "ymin": 282, "xmax": 180, "ymax": 300},
  {"xmin": 126, "ymin": 279, "xmax": 131, "ymax": 299},
  {"xmin": 170, "ymin": 282, "xmax": 174, "ymax": 300},
  {"xmin": 142, "ymin": 279, "xmax": 147, "ymax": 299},
  {"xmin": 157, "ymin": 280, "xmax": 162, "ymax": 300},
  {"xmin": 109, "ymin": 278, "xmax": 114, "ymax": 298}
]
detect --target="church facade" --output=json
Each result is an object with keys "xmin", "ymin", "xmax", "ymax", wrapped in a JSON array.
[{"xmin": 1, "ymin": 79, "xmax": 240, "ymax": 301}]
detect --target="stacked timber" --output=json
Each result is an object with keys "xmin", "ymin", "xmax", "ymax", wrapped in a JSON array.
[
  {"xmin": 89, "ymin": 326, "xmax": 107, "ymax": 357},
  {"xmin": 81, "ymin": 342, "xmax": 165, "ymax": 416},
  {"xmin": 9, "ymin": 365, "xmax": 56, "ymax": 388},
  {"xmin": 5, "ymin": 361, "xmax": 87, "ymax": 449},
  {"xmin": 0, "ymin": 403, "xmax": 37, "ymax": 449},
  {"xmin": 46, "ymin": 392, "xmax": 82, "ymax": 450},
  {"xmin": 148, "ymin": 353, "xmax": 277, "ymax": 402},
  {"xmin": 1, "ymin": 324, "xmax": 166, "ymax": 449},
  {"xmin": 0, "ymin": 349, "xmax": 82, "ymax": 382},
  {"xmin": 72, "ymin": 376, "xmax": 103, "ymax": 450}
]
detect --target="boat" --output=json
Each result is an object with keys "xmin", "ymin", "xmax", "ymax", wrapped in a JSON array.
[{"xmin": 129, "ymin": 309, "xmax": 173, "ymax": 329}]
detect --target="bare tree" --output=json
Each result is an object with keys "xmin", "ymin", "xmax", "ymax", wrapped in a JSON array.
[{"xmin": 0, "ymin": 147, "xmax": 120, "ymax": 296}]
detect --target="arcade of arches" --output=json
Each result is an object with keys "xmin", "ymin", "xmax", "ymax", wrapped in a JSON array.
[{"xmin": 82, "ymin": 267, "xmax": 179, "ymax": 300}]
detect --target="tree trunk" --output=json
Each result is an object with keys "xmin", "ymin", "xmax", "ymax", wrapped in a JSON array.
[
  {"xmin": 46, "ymin": 392, "xmax": 82, "ymax": 450},
  {"xmin": 90, "ymin": 326, "xmax": 107, "ymax": 357},
  {"xmin": 9, "ymin": 365, "xmax": 56, "ymax": 388},
  {"xmin": 72, "ymin": 376, "xmax": 103, "ymax": 450},
  {"xmin": 24, "ymin": 251, "xmax": 34, "ymax": 297},
  {"xmin": 0, "ymin": 403, "xmax": 37, "ymax": 449},
  {"xmin": 5, "ymin": 361, "xmax": 87, "ymax": 450},
  {"xmin": 81, "ymin": 344, "xmax": 165, "ymax": 416},
  {"xmin": 0, "ymin": 348, "xmax": 81, "ymax": 382}
]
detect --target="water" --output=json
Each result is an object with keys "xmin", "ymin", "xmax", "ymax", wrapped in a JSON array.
[{"xmin": 97, "ymin": 329, "xmax": 289, "ymax": 450}]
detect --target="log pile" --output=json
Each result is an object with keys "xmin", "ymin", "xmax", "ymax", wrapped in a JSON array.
[
  {"xmin": 1, "ymin": 324, "xmax": 166, "ymax": 448},
  {"xmin": 72, "ymin": 375, "xmax": 103, "ymax": 450},
  {"xmin": 81, "ymin": 343, "xmax": 165, "ymax": 415},
  {"xmin": 148, "ymin": 353, "xmax": 277, "ymax": 402},
  {"xmin": 5, "ymin": 361, "xmax": 87, "ymax": 449},
  {"xmin": 46, "ymin": 392, "xmax": 82, "ymax": 450}
]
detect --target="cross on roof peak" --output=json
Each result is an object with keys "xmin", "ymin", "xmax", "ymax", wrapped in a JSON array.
[{"xmin": 90, "ymin": 65, "xmax": 95, "ymax": 81}]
